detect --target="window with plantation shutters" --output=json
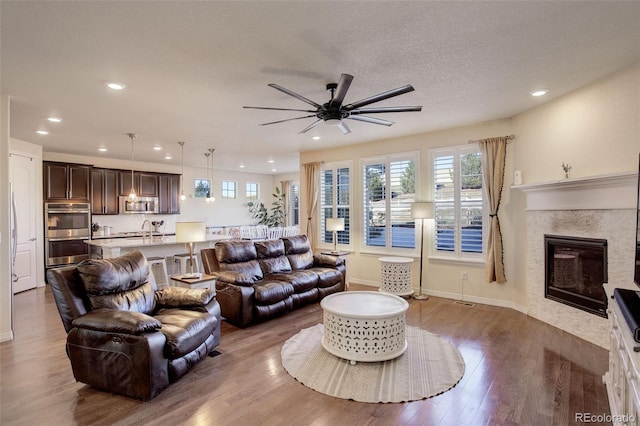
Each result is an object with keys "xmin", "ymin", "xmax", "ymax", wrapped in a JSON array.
[
  {"xmin": 289, "ymin": 183, "xmax": 300, "ymax": 226},
  {"xmin": 362, "ymin": 153, "xmax": 418, "ymax": 250},
  {"xmin": 319, "ymin": 163, "xmax": 351, "ymax": 248},
  {"xmin": 432, "ymin": 146, "xmax": 485, "ymax": 259}
]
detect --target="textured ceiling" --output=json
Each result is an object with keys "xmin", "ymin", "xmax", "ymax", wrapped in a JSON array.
[{"xmin": 2, "ymin": 1, "xmax": 639, "ymax": 174}]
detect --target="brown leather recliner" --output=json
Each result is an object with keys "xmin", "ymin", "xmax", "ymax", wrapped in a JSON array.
[
  {"xmin": 47, "ymin": 250, "xmax": 221, "ymax": 400},
  {"xmin": 201, "ymin": 235, "xmax": 345, "ymax": 327}
]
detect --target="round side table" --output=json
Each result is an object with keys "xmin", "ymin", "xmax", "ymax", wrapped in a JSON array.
[
  {"xmin": 378, "ymin": 256, "xmax": 414, "ymax": 296},
  {"xmin": 320, "ymin": 291, "xmax": 409, "ymax": 364}
]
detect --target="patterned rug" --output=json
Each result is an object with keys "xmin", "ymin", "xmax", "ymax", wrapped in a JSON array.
[{"xmin": 281, "ymin": 324, "xmax": 465, "ymax": 403}]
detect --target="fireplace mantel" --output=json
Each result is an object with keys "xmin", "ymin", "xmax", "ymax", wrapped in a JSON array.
[{"xmin": 512, "ymin": 171, "xmax": 636, "ymax": 211}]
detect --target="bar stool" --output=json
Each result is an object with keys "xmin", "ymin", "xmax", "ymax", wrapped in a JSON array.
[
  {"xmin": 147, "ymin": 256, "xmax": 169, "ymax": 289},
  {"xmin": 174, "ymin": 253, "xmax": 199, "ymax": 275}
]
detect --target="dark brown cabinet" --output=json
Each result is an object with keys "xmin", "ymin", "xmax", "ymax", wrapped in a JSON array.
[
  {"xmin": 44, "ymin": 162, "xmax": 91, "ymax": 201},
  {"xmin": 119, "ymin": 171, "xmax": 158, "ymax": 197},
  {"xmin": 158, "ymin": 174, "xmax": 181, "ymax": 214},
  {"xmin": 91, "ymin": 168, "xmax": 119, "ymax": 215}
]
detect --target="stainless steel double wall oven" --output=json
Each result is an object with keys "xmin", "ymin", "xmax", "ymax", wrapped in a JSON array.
[{"xmin": 45, "ymin": 202, "xmax": 91, "ymax": 267}]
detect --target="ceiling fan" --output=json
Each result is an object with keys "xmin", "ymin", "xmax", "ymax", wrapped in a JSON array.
[{"xmin": 243, "ymin": 73, "xmax": 422, "ymax": 135}]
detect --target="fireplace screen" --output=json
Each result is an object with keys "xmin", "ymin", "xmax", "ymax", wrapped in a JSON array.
[{"xmin": 544, "ymin": 234, "xmax": 608, "ymax": 318}]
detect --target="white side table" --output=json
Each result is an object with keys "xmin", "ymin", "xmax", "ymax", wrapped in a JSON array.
[
  {"xmin": 170, "ymin": 273, "xmax": 217, "ymax": 293},
  {"xmin": 378, "ymin": 256, "xmax": 414, "ymax": 296},
  {"xmin": 320, "ymin": 291, "xmax": 408, "ymax": 364}
]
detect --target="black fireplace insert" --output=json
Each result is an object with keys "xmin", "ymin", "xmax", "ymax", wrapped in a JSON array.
[{"xmin": 544, "ymin": 234, "xmax": 608, "ymax": 318}]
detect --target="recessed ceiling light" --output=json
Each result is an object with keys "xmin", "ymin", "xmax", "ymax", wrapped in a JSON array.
[
  {"xmin": 106, "ymin": 81, "xmax": 126, "ymax": 90},
  {"xmin": 153, "ymin": 146, "xmax": 162, "ymax": 151},
  {"xmin": 271, "ymin": 168, "xmax": 277, "ymax": 172},
  {"xmin": 36, "ymin": 130, "xmax": 49, "ymax": 135},
  {"xmin": 312, "ymin": 136, "xmax": 320, "ymax": 140},
  {"xmin": 98, "ymin": 147, "xmax": 107, "ymax": 152},
  {"xmin": 239, "ymin": 164, "xmax": 245, "ymax": 168},
  {"xmin": 47, "ymin": 117, "xmax": 62, "ymax": 123},
  {"xmin": 529, "ymin": 89, "xmax": 548, "ymax": 97},
  {"xmin": 164, "ymin": 155, "xmax": 172, "ymax": 160},
  {"xmin": 268, "ymin": 159, "xmax": 275, "ymax": 164}
]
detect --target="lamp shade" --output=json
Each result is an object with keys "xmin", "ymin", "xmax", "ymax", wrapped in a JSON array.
[
  {"xmin": 411, "ymin": 202, "xmax": 433, "ymax": 220},
  {"xmin": 326, "ymin": 217, "xmax": 345, "ymax": 232},
  {"xmin": 175, "ymin": 222, "xmax": 206, "ymax": 243}
]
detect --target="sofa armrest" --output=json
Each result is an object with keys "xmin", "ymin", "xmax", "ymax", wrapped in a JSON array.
[
  {"xmin": 313, "ymin": 253, "xmax": 345, "ymax": 268},
  {"xmin": 213, "ymin": 270, "xmax": 256, "ymax": 286},
  {"xmin": 72, "ymin": 309, "xmax": 162, "ymax": 335},
  {"xmin": 155, "ymin": 287, "xmax": 215, "ymax": 308}
]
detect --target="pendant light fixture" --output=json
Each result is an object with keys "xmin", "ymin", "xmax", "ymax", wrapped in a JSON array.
[
  {"xmin": 178, "ymin": 141, "xmax": 187, "ymax": 203},
  {"xmin": 204, "ymin": 151, "xmax": 211, "ymax": 202},
  {"xmin": 207, "ymin": 148, "xmax": 216, "ymax": 203},
  {"xmin": 126, "ymin": 133, "xmax": 137, "ymax": 200}
]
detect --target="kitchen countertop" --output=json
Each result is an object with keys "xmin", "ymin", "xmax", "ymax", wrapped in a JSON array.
[{"xmin": 85, "ymin": 234, "xmax": 230, "ymax": 248}]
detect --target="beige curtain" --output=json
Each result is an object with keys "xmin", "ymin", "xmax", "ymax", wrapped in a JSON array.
[
  {"xmin": 280, "ymin": 180, "xmax": 291, "ymax": 226},
  {"xmin": 477, "ymin": 136, "xmax": 508, "ymax": 283},
  {"xmin": 303, "ymin": 162, "xmax": 321, "ymax": 249}
]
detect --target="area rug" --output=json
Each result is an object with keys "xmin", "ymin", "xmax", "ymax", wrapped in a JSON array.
[{"xmin": 281, "ymin": 324, "xmax": 465, "ymax": 403}]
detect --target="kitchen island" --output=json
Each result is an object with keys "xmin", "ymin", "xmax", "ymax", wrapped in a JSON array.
[{"xmin": 85, "ymin": 235, "xmax": 231, "ymax": 260}]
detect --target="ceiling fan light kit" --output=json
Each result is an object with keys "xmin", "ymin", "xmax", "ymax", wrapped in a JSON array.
[{"xmin": 244, "ymin": 73, "xmax": 422, "ymax": 135}]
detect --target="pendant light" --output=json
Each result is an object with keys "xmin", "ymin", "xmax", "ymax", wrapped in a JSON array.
[
  {"xmin": 207, "ymin": 148, "xmax": 216, "ymax": 203},
  {"xmin": 126, "ymin": 133, "xmax": 137, "ymax": 200},
  {"xmin": 178, "ymin": 141, "xmax": 187, "ymax": 203},
  {"xmin": 204, "ymin": 151, "xmax": 211, "ymax": 202}
]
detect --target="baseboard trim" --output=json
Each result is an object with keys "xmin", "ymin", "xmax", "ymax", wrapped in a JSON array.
[
  {"xmin": 348, "ymin": 278, "xmax": 528, "ymax": 314},
  {"xmin": 0, "ymin": 330, "xmax": 14, "ymax": 342}
]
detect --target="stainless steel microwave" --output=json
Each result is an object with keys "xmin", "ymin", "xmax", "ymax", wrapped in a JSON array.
[{"xmin": 119, "ymin": 196, "xmax": 159, "ymax": 214}]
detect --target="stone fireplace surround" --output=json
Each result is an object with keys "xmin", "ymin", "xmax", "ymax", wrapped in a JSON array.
[{"xmin": 517, "ymin": 172, "xmax": 636, "ymax": 349}]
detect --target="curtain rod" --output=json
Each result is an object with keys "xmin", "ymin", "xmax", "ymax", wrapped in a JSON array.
[
  {"xmin": 301, "ymin": 160, "xmax": 325, "ymax": 166},
  {"xmin": 468, "ymin": 134, "xmax": 515, "ymax": 144}
]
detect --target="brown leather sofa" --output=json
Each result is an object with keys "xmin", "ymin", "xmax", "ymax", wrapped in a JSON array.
[
  {"xmin": 47, "ymin": 250, "xmax": 221, "ymax": 400},
  {"xmin": 201, "ymin": 235, "xmax": 345, "ymax": 327}
]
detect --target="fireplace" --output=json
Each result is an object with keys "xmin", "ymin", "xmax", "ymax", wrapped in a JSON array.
[{"xmin": 544, "ymin": 234, "xmax": 608, "ymax": 318}]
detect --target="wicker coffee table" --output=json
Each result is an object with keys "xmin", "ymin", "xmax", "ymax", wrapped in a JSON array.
[{"xmin": 320, "ymin": 291, "xmax": 409, "ymax": 364}]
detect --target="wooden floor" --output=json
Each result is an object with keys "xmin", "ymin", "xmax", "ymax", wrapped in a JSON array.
[{"xmin": 0, "ymin": 284, "xmax": 611, "ymax": 426}]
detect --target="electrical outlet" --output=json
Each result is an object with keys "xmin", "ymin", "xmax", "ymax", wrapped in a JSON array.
[{"xmin": 461, "ymin": 271, "xmax": 468, "ymax": 280}]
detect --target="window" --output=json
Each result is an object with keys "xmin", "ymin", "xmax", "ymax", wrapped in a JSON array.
[
  {"xmin": 221, "ymin": 181, "xmax": 236, "ymax": 199},
  {"xmin": 362, "ymin": 153, "xmax": 418, "ymax": 250},
  {"xmin": 289, "ymin": 183, "xmax": 300, "ymax": 226},
  {"xmin": 194, "ymin": 179, "xmax": 210, "ymax": 198},
  {"xmin": 432, "ymin": 145, "xmax": 485, "ymax": 259},
  {"xmin": 320, "ymin": 164, "xmax": 351, "ymax": 247},
  {"xmin": 245, "ymin": 182, "xmax": 259, "ymax": 200}
]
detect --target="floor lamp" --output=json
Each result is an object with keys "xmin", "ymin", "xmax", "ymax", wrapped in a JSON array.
[
  {"xmin": 411, "ymin": 202, "xmax": 433, "ymax": 300},
  {"xmin": 326, "ymin": 218, "xmax": 345, "ymax": 253},
  {"xmin": 175, "ymin": 221, "xmax": 206, "ymax": 279}
]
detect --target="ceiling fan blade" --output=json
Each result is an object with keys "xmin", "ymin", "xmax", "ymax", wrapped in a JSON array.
[
  {"xmin": 344, "ymin": 85, "xmax": 415, "ymax": 110},
  {"xmin": 244, "ymin": 106, "xmax": 317, "ymax": 113},
  {"xmin": 347, "ymin": 115, "xmax": 395, "ymax": 126},
  {"xmin": 299, "ymin": 119, "xmax": 323, "ymax": 134},
  {"xmin": 329, "ymin": 73, "xmax": 354, "ymax": 108},
  {"xmin": 349, "ymin": 106, "xmax": 422, "ymax": 114},
  {"xmin": 268, "ymin": 83, "xmax": 322, "ymax": 108},
  {"xmin": 338, "ymin": 121, "xmax": 351, "ymax": 135},
  {"xmin": 259, "ymin": 115, "xmax": 317, "ymax": 126}
]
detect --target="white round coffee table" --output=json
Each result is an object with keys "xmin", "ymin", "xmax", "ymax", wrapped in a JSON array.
[
  {"xmin": 320, "ymin": 291, "xmax": 409, "ymax": 364},
  {"xmin": 378, "ymin": 256, "xmax": 414, "ymax": 296}
]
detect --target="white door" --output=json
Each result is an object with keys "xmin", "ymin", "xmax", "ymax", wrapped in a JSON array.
[{"xmin": 10, "ymin": 154, "xmax": 37, "ymax": 293}]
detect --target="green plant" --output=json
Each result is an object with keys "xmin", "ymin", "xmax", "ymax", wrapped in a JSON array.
[{"xmin": 247, "ymin": 187, "xmax": 286, "ymax": 226}]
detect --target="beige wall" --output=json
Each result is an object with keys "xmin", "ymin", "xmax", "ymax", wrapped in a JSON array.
[
  {"xmin": 1, "ymin": 95, "xmax": 12, "ymax": 341},
  {"xmin": 300, "ymin": 63, "xmax": 640, "ymax": 311}
]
